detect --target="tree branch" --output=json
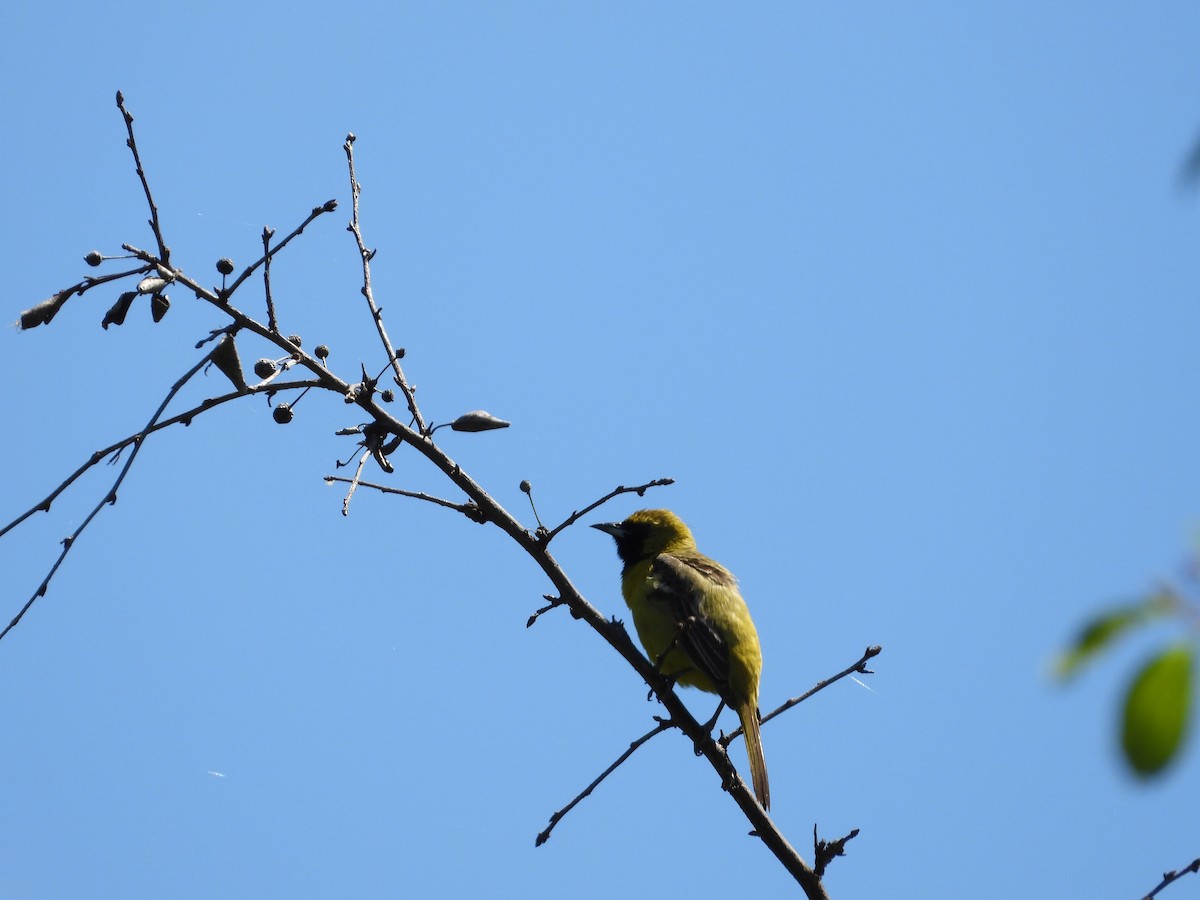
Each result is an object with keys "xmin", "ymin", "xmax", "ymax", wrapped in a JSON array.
[
  {"xmin": 8, "ymin": 97, "xmax": 867, "ymax": 898},
  {"xmin": 1142, "ymin": 857, "xmax": 1200, "ymax": 900},
  {"xmin": 116, "ymin": 90, "xmax": 169, "ymax": 265},
  {"xmin": 542, "ymin": 478, "xmax": 676, "ymax": 542},
  {"xmin": 535, "ymin": 717, "xmax": 673, "ymax": 846},
  {"xmin": 343, "ymin": 134, "xmax": 424, "ymax": 433},
  {"xmin": 2, "ymin": 346, "xmax": 219, "ymax": 639},
  {"xmin": 0, "ymin": 377, "xmax": 320, "ymax": 545}
]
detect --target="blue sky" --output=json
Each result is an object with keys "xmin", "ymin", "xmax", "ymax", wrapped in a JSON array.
[{"xmin": 4, "ymin": 3, "xmax": 1200, "ymax": 898}]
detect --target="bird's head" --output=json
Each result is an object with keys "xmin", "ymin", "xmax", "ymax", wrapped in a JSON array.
[{"xmin": 591, "ymin": 508, "xmax": 696, "ymax": 567}]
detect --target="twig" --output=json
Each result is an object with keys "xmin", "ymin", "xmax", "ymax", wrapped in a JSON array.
[
  {"xmin": 221, "ymin": 200, "xmax": 337, "ymax": 300},
  {"xmin": 1, "ymin": 347, "xmax": 219, "ymax": 640},
  {"xmin": 1142, "ymin": 857, "xmax": 1200, "ymax": 899},
  {"xmin": 526, "ymin": 594, "xmax": 563, "ymax": 627},
  {"xmin": 535, "ymin": 718, "xmax": 673, "ymax": 846},
  {"xmin": 342, "ymin": 133, "xmax": 425, "ymax": 433},
  {"xmin": 261, "ymin": 226, "xmax": 279, "ymax": 332},
  {"xmin": 322, "ymin": 476, "xmax": 484, "ymax": 522},
  {"xmin": 116, "ymin": 91, "xmax": 169, "ymax": 264},
  {"xmin": 760, "ymin": 645, "xmax": 882, "ymax": 730},
  {"xmin": 17, "ymin": 106, "xmax": 842, "ymax": 896},
  {"xmin": 0, "ymin": 379, "xmax": 321, "ymax": 544},
  {"xmin": 814, "ymin": 825, "xmax": 860, "ymax": 878},
  {"xmin": 543, "ymin": 478, "xmax": 676, "ymax": 542},
  {"xmin": 337, "ymin": 449, "xmax": 371, "ymax": 516}
]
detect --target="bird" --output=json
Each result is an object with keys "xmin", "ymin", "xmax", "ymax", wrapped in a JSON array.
[{"xmin": 592, "ymin": 508, "xmax": 770, "ymax": 810}]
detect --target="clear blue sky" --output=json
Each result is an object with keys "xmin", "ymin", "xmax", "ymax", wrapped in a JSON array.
[{"xmin": 4, "ymin": 4, "xmax": 1199, "ymax": 898}]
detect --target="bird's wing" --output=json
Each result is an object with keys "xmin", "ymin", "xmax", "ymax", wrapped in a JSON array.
[{"xmin": 650, "ymin": 552, "xmax": 736, "ymax": 690}]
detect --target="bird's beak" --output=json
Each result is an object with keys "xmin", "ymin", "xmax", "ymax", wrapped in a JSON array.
[{"xmin": 590, "ymin": 522, "xmax": 624, "ymax": 537}]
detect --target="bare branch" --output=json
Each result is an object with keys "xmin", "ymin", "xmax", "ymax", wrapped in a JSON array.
[
  {"xmin": 221, "ymin": 200, "xmax": 338, "ymax": 300},
  {"xmin": 760, "ymin": 645, "xmax": 882, "ymax": 729},
  {"xmin": 337, "ymin": 448, "xmax": 371, "ymax": 516},
  {"xmin": 710, "ymin": 646, "xmax": 881, "ymax": 753},
  {"xmin": 322, "ymin": 476, "xmax": 483, "ymax": 522},
  {"xmin": 1143, "ymin": 857, "xmax": 1200, "ymax": 900},
  {"xmin": 11, "ymin": 101, "xmax": 858, "ymax": 896},
  {"xmin": 116, "ymin": 90, "xmax": 169, "ymax": 264},
  {"xmin": 343, "ymin": 134, "xmax": 424, "ymax": 433},
  {"xmin": 535, "ymin": 717, "xmax": 673, "ymax": 846},
  {"xmin": 261, "ymin": 226, "xmax": 279, "ymax": 333},
  {"xmin": 1, "ymin": 346, "xmax": 219, "ymax": 640},
  {"xmin": 543, "ymin": 478, "xmax": 676, "ymax": 541},
  {"xmin": 0, "ymin": 378, "xmax": 320, "ymax": 545}
]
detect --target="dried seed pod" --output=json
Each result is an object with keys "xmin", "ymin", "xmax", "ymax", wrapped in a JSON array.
[
  {"xmin": 101, "ymin": 291, "xmax": 137, "ymax": 330},
  {"xmin": 211, "ymin": 334, "xmax": 249, "ymax": 391},
  {"xmin": 137, "ymin": 276, "xmax": 168, "ymax": 295},
  {"xmin": 19, "ymin": 291, "xmax": 71, "ymax": 330},
  {"xmin": 450, "ymin": 410, "xmax": 511, "ymax": 433}
]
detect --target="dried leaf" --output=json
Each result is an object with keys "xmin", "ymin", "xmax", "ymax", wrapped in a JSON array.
[
  {"xmin": 210, "ymin": 334, "xmax": 248, "ymax": 391},
  {"xmin": 101, "ymin": 292, "xmax": 138, "ymax": 330},
  {"xmin": 18, "ymin": 290, "xmax": 71, "ymax": 330}
]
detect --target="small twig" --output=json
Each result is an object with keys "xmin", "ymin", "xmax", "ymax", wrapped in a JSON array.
[
  {"xmin": 322, "ymin": 476, "xmax": 484, "ymax": 522},
  {"xmin": 115, "ymin": 91, "xmax": 169, "ymax": 264},
  {"xmin": 520, "ymin": 480, "xmax": 545, "ymax": 533},
  {"xmin": 343, "ymin": 133, "xmax": 424, "ymax": 433},
  {"xmin": 720, "ymin": 646, "xmax": 882, "ymax": 749},
  {"xmin": 221, "ymin": 200, "xmax": 337, "ymax": 300},
  {"xmin": 0, "ymin": 378, "xmax": 321, "ymax": 545},
  {"xmin": 338, "ymin": 449, "xmax": 372, "ymax": 516},
  {"xmin": 535, "ymin": 718, "xmax": 674, "ymax": 847},
  {"xmin": 761, "ymin": 645, "xmax": 881, "ymax": 728},
  {"xmin": 1, "ymin": 347, "xmax": 224, "ymax": 640},
  {"xmin": 261, "ymin": 226, "xmax": 279, "ymax": 332},
  {"xmin": 527, "ymin": 594, "xmax": 562, "ymax": 627},
  {"xmin": 1142, "ymin": 857, "xmax": 1200, "ymax": 900},
  {"xmin": 813, "ymin": 825, "xmax": 860, "ymax": 878},
  {"xmin": 543, "ymin": 478, "xmax": 676, "ymax": 542}
]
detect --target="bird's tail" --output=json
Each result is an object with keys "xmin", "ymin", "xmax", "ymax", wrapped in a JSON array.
[{"xmin": 739, "ymin": 703, "xmax": 770, "ymax": 810}]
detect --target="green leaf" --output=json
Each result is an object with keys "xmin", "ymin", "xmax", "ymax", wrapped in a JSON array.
[
  {"xmin": 1053, "ymin": 591, "xmax": 1175, "ymax": 680},
  {"xmin": 1121, "ymin": 643, "xmax": 1193, "ymax": 777}
]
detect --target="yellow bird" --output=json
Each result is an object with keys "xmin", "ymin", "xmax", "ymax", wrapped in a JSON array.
[{"xmin": 592, "ymin": 508, "xmax": 770, "ymax": 810}]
